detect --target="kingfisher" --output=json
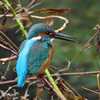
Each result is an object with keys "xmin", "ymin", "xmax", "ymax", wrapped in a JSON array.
[{"xmin": 16, "ymin": 23, "xmax": 74, "ymax": 88}]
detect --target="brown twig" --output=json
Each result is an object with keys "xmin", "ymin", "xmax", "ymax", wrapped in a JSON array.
[
  {"xmin": 0, "ymin": 43, "xmax": 17, "ymax": 55},
  {"xmin": 0, "ymin": 55, "xmax": 17, "ymax": 62},
  {"xmin": 53, "ymin": 71, "xmax": 100, "ymax": 77},
  {"xmin": 1, "ymin": 70, "xmax": 100, "ymax": 85},
  {"xmin": 0, "ymin": 31, "xmax": 18, "ymax": 51},
  {"xmin": 0, "ymin": 76, "xmax": 37, "ymax": 85},
  {"xmin": 82, "ymin": 87, "xmax": 100, "ymax": 95}
]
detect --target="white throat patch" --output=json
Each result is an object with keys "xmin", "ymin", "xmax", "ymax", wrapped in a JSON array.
[
  {"xmin": 32, "ymin": 36, "xmax": 42, "ymax": 41},
  {"xmin": 50, "ymin": 38, "xmax": 54, "ymax": 43}
]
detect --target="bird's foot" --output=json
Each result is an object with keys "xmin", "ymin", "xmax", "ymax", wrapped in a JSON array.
[{"xmin": 37, "ymin": 73, "xmax": 45, "ymax": 79}]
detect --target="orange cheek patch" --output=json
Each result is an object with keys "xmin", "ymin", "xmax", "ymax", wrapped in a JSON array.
[{"xmin": 39, "ymin": 32, "xmax": 48, "ymax": 36}]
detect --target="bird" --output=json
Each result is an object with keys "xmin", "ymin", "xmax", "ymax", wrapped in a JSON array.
[{"xmin": 16, "ymin": 23, "xmax": 74, "ymax": 88}]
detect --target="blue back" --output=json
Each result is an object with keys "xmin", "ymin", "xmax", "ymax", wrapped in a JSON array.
[
  {"xmin": 28, "ymin": 40, "xmax": 50, "ymax": 74},
  {"xmin": 16, "ymin": 39, "xmax": 36, "ymax": 87},
  {"xmin": 16, "ymin": 23, "xmax": 53, "ymax": 88},
  {"xmin": 16, "ymin": 38, "xmax": 51, "ymax": 87}
]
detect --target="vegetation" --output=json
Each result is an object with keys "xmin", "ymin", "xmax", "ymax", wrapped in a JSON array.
[{"xmin": 0, "ymin": 0, "xmax": 100, "ymax": 99}]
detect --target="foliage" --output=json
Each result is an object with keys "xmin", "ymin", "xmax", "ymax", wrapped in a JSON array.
[{"xmin": 0, "ymin": 0, "xmax": 100, "ymax": 100}]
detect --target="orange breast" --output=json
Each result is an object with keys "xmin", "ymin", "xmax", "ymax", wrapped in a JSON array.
[{"xmin": 39, "ymin": 45, "xmax": 55, "ymax": 74}]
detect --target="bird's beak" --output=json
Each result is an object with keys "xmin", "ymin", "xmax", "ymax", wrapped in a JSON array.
[{"xmin": 55, "ymin": 32, "xmax": 74, "ymax": 42}]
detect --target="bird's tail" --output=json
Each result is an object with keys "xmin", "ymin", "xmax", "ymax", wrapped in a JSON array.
[
  {"xmin": 16, "ymin": 51, "xmax": 28, "ymax": 88},
  {"xmin": 17, "ymin": 75, "xmax": 26, "ymax": 88}
]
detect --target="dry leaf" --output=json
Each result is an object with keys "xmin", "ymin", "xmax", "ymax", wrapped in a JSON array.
[{"xmin": 34, "ymin": 8, "xmax": 72, "ymax": 15}]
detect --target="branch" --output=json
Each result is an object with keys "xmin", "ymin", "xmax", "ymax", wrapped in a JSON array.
[
  {"xmin": 3, "ymin": 0, "xmax": 27, "ymax": 37},
  {"xmin": 1, "ymin": 70, "xmax": 100, "ymax": 85},
  {"xmin": 0, "ymin": 76, "xmax": 37, "ymax": 85},
  {"xmin": 53, "ymin": 71, "xmax": 100, "ymax": 77},
  {"xmin": 82, "ymin": 87, "xmax": 100, "ymax": 95},
  {"xmin": 2, "ymin": 1, "xmax": 68, "ymax": 99},
  {"xmin": 0, "ymin": 13, "xmax": 68, "ymax": 33},
  {"xmin": 0, "ymin": 55, "xmax": 17, "ymax": 62},
  {"xmin": 0, "ymin": 43, "xmax": 17, "ymax": 55},
  {"xmin": 30, "ymin": 15, "xmax": 69, "ymax": 32}
]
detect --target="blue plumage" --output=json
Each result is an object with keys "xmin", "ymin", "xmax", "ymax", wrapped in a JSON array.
[
  {"xmin": 16, "ymin": 23, "xmax": 73, "ymax": 88},
  {"xmin": 16, "ymin": 39, "xmax": 37, "ymax": 87},
  {"xmin": 16, "ymin": 24, "xmax": 52, "ymax": 87},
  {"xmin": 27, "ymin": 23, "xmax": 53, "ymax": 39}
]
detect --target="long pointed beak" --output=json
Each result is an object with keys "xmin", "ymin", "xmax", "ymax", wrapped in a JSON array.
[{"xmin": 55, "ymin": 32, "xmax": 74, "ymax": 42}]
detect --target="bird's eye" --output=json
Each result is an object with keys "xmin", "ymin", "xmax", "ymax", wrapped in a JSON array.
[
  {"xmin": 46, "ymin": 32, "xmax": 56, "ymax": 37},
  {"xmin": 46, "ymin": 32, "xmax": 49, "ymax": 35}
]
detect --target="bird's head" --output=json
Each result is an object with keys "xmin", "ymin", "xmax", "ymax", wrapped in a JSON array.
[{"xmin": 27, "ymin": 23, "xmax": 74, "ymax": 42}]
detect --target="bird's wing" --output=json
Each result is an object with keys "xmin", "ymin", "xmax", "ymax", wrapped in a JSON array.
[
  {"xmin": 18, "ymin": 40, "xmax": 27, "ymax": 52},
  {"xmin": 16, "ymin": 39, "xmax": 50, "ymax": 87},
  {"xmin": 16, "ymin": 39, "xmax": 36, "ymax": 87},
  {"xmin": 28, "ymin": 41, "xmax": 50, "ymax": 75}
]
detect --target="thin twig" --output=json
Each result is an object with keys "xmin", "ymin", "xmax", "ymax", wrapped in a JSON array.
[
  {"xmin": 30, "ymin": 15, "xmax": 69, "ymax": 32},
  {"xmin": 0, "ymin": 43, "xmax": 17, "ymax": 55},
  {"xmin": 0, "ymin": 76, "xmax": 37, "ymax": 85},
  {"xmin": 53, "ymin": 71, "xmax": 100, "ymax": 77},
  {"xmin": 63, "ymin": 79, "xmax": 81, "ymax": 96},
  {"xmin": 45, "ymin": 69, "xmax": 67, "ymax": 100},
  {"xmin": 1, "ymin": 1, "xmax": 70, "ymax": 99},
  {"xmin": 97, "ymin": 74, "xmax": 100, "ymax": 90},
  {"xmin": 1, "ymin": 70, "xmax": 100, "ymax": 85},
  {"xmin": 71, "ymin": 26, "xmax": 100, "ymax": 64},
  {"xmin": 82, "ymin": 87, "xmax": 100, "ymax": 95},
  {"xmin": 0, "ymin": 31, "xmax": 18, "ymax": 51},
  {"xmin": 0, "ymin": 13, "xmax": 68, "ymax": 32},
  {"xmin": 84, "ymin": 29, "xmax": 100, "ymax": 49},
  {"xmin": 97, "ymin": 74, "xmax": 100, "ymax": 99},
  {"xmin": 3, "ymin": 0, "xmax": 27, "ymax": 37},
  {"xmin": 0, "ymin": 55, "xmax": 17, "ymax": 62}
]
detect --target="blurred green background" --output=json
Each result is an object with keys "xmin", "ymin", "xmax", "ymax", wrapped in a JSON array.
[{"xmin": 42, "ymin": 0, "xmax": 100, "ymax": 99}]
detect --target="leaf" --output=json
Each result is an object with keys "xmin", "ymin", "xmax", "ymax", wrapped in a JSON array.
[{"xmin": 33, "ymin": 8, "xmax": 72, "ymax": 15}]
